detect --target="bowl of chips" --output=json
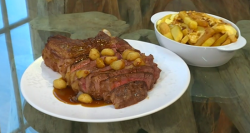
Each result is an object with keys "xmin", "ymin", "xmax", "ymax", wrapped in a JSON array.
[{"xmin": 151, "ymin": 11, "xmax": 246, "ymax": 67}]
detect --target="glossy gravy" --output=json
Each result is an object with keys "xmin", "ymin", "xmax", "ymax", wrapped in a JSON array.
[{"xmin": 53, "ymin": 87, "xmax": 111, "ymax": 107}]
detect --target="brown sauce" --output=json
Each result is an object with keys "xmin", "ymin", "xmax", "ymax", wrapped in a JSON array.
[{"xmin": 53, "ymin": 86, "xmax": 111, "ymax": 107}]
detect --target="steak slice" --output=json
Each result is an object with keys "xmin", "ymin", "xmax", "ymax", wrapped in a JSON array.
[
  {"xmin": 42, "ymin": 31, "xmax": 132, "ymax": 76},
  {"xmin": 110, "ymin": 81, "xmax": 148, "ymax": 109},
  {"xmin": 78, "ymin": 65, "xmax": 155, "ymax": 99}
]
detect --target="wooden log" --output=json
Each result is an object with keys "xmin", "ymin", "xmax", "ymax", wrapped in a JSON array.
[
  {"xmin": 63, "ymin": 0, "xmax": 174, "ymax": 30},
  {"xmin": 152, "ymin": 0, "xmax": 172, "ymax": 13},
  {"xmin": 65, "ymin": 0, "xmax": 121, "ymax": 19},
  {"xmin": 164, "ymin": 0, "xmax": 197, "ymax": 12},
  {"xmin": 103, "ymin": 0, "xmax": 121, "ymax": 19},
  {"xmin": 140, "ymin": 0, "xmax": 157, "ymax": 29},
  {"xmin": 65, "ymin": 0, "xmax": 84, "ymax": 13},
  {"xmin": 36, "ymin": 0, "xmax": 64, "ymax": 16},
  {"xmin": 118, "ymin": 0, "xmax": 143, "ymax": 31},
  {"xmin": 190, "ymin": 0, "xmax": 250, "ymax": 23}
]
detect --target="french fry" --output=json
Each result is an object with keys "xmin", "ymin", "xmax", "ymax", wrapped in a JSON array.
[
  {"xmin": 157, "ymin": 11, "xmax": 238, "ymax": 46},
  {"xmin": 182, "ymin": 29, "xmax": 189, "ymax": 36},
  {"xmin": 201, "ymin": 37, "xmax": 216, "ymax": 46},
  {"xmin": 188, "ymin": 40, "xmax": 195, "ymax": 45},
  {"xmin": 171, "ymin": 25, "xmax": 183, "ymax": 42},
  {"xmin": 212, "ymin": 33, "xmax": 228, "ymax": 46},
  {"xmin": 161, "ymin": 14, "xmax": 172, "ymax": 23},
  {"xmin": 194, "ymin": 27, "xmax": 215, "ymax": 46},
  {"xmin": 202, "ymin": 13, "xmax": 222, "ymax": 25},
  {"xmin": 180, "ymin": 23, "xmax": 188, "ymax": 29},
  {"xmin": 213, "ymin": 24, "xmax": 237, "ymax": 43},
  {"xmin": 186, "ymin": 26, "xmax": 205, "ymax": 44},
  {"xmin": 164, "ymin": 32, "xmax": 174, "ymax": 40},
  {"xmin": 188, "ymin": 33, "xmax": 199, "ymax": 44},
  {"xmin": 159, "ymin": 22, "xmax": 171, "ymax": 35},
  {"xmin": 197, "ymin": 26, "xmax": 205, "ymax": 32},
  {"xmin": 229, "ymin": 35, "xmax": 237, "ymax": 43},
  {"xmin": 213, "ymin": 33, "xmax": 222, "ymax": 40},
  {"xmin": 195, "ymin": 19, "xmax": 209, "ymax": 27},
  {"xmin": 221, "ymin": 38, "xmax": 231, "ymax": 46},
  {"xmin": 181, "ymin": 35, "xmax": 189, "ymax": 44},
  {"xmin": 179, "ymin": 11, "xmax": 198, "ymax": 29},
  {"xmin": 212, "ymin": 24, "xmax": 237, "ymax": 37},
  {"xmin": 188, "ymin": 12, "xmax": 209, "ymax": 27},
  {"xmin": 166, "ymin": 14, "xmax": 177, "ymax": 24},
  {"xmin": 187, "ymin": 12, "xmax": 202, "ymax": 19},
  {"xmin": 196, "ymin": 26, "xmax": 205, "ymax": 37}
]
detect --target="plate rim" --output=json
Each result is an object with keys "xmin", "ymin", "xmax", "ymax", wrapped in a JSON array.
[{"xmin": 20, "ymin": 39, "xmax": 191, "ymax": 123}]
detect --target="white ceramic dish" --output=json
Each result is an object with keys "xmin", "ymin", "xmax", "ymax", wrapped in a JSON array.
[
  {"xmin": 20, "ymin": 39, "xmax": 190, "ymax": 123},
  {"xmin": 151, "ymin": 11, "xmax": 247, "ymax": 67}
]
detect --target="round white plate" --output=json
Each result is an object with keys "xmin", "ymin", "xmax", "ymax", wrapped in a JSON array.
[{"xmin": 21, "ymin": 39, "xmax": 190, "ymax": 123}]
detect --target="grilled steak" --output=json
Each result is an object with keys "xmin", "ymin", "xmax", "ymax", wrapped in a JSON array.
[
  {"xmin": 42, "ymin": 30, "xmax": 161, "ymax": 109},
  {"xmin": 42, "ymin": 31, "xmax": 132, "ymax": 77},
  {"xmin": 110, "ymin": 81, "xmax": 148, "ymax": 109}
]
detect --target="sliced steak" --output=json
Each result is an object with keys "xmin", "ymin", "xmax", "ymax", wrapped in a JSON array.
[
  {"xmin": 110, "ymin": 81, "xmax": 148, "ymax": 109},
  {"xmin": 42, "ymin": 30, "xmax": 161, "ymax": 109},
  {"xmin": 78, "ymin": 65, "xmax": 155, "ymax": 98},
  {"xmin": 42, "ymin": 31, "xmax": 132, "ymax": 76}
]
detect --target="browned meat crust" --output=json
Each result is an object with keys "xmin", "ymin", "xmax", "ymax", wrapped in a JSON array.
[
  {"xmin": 42, "ymin": 31, "xmax": 132, "ymax": 76},
  {"xmin": 42, "ymin": 31, "xmax": 161, "ymax": 109}
]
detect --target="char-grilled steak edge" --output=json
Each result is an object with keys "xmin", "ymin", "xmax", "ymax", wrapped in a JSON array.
[{"xmin": 42, "ymin": 30, "xmax": 161, "ymax": 109}]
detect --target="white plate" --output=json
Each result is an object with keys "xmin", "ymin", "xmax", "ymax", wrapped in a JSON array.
[{"xmin": 20, "ymin": 39, "xmax": 190, "ymax": 123}]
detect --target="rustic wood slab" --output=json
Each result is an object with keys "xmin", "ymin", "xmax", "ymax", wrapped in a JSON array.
[{"xmin": 190, "ymin": 0, "xmax": 250, "ymax": 23}]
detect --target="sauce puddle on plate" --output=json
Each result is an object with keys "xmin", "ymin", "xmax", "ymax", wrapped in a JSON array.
[{"xmin": 53, "ymin": 87, "xmax": 111, "ymax": 107}]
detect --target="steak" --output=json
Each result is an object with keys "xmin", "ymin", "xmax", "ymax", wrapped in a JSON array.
[
  {"xmin": 42, "ymin": 30, "xmax": 161, "ymax": 109},
  {"xmin": 110, "ymin": 81, "xmax": 148, "ymax": 109},
  {"xmin": 42, "ymin": 31, "xmax": 132, "ymax": 77}
]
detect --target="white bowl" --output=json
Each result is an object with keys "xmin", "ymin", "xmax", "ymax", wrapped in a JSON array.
[{"xmin": 151, "ymin": 11, "xmax": 247, "ymax": 67}]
